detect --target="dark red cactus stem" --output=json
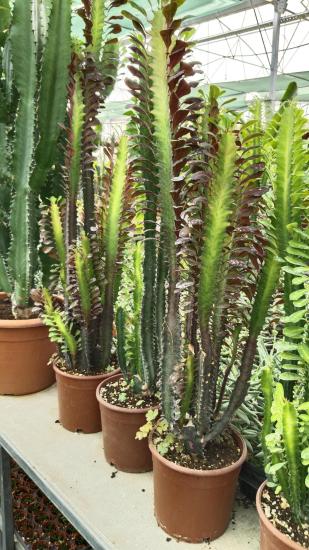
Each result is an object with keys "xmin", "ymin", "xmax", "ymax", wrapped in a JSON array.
[
  {"xmin": 214, "ymin": 327, "xmax": 241, "ymax": 417},
  {"xmin": 65, "ymin": 53, "xmax": 81, "ymax": 250},
  {"xmin": 204, "ymin": 333, "xmax": 258, "ymax": 444},
  {"xmin": 198, "ymin": 327, "xmax": 215, "ymax": 435},
  {"xmin": 81, "ymin": 52, "xmax": 103, "ymax": 237}
]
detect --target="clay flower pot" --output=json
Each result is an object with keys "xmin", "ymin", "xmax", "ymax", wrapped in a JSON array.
[
  {"xmin": 256, "ymin": 481, "xmax": 304, "ymax": 550},
  {"xmin": 96, "ymin": 373, "xmax": 155, "ymax": 472},
  {"xmin": 53, "ymin": 365, "xmax": 119, "ymax": 434},
  {"xmin": 0, "ymin": 293, "xmax": 55, "ymax": 395},
  {"xmin": 149, "ymin": 430, "xmax": 247, "ymax": 542}
]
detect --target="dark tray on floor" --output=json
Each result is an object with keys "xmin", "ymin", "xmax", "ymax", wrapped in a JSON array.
[{"xmin": 239, "ymin": 461, "xmax": 266, "ymax": 502}]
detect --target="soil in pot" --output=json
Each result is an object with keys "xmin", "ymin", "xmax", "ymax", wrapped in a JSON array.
[
  {"xmin": 150, "ymin": 428, "xmax": 247, "ymax": 543},
  {"xmin": 259, "ymin": 484, "xmax": 309, "ymax": 549},
  {"xmin": 0, "ymin": 294, "xmax": 55, "ymax": 395},
  {"xmin": 97, "ymin": 374, "xmax": 159, "ymax": 473},
  {"xmin": 0, "ymin": 300, "xmax": 14, "ymax": 320},
  {"xmin": 54, "ymin": 360, "xmax": 118, "ymax": 434}
]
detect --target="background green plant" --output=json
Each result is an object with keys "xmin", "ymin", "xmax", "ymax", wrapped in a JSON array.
[{"xmin": 261, "ymin": 225, "xmax": 309, "ymax": 522}]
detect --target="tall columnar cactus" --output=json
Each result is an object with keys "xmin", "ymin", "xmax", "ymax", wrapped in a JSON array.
[
  {"xmin": 126, "ymin": 18, "xmax": 160, "ymax": 390},
  {"xmin": 0, "ymin": 0, "xmax": 71, "ymax": 317},
  {"xmin": 77, "ymin": 0, "xmax": 125, "ymax": 238},
  {"xmin": 127, "ymin": 1, "xmax": 201, "ymax": 411}
]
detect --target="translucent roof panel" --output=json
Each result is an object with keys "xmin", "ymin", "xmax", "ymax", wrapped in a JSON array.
[
  {"xmin": 72, "ymin": 0, "xmax": 266, "ymax": 23},
  {"xmin": 71, "ymin": 0, "xmax": 309, "ymax": 124},
  {"xmin": 194, "ymin": 0, "xmax": 309, "ymax": 84}
]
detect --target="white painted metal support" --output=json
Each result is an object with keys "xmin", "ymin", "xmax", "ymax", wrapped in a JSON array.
[{"xmin": 270, "ymin": 0, "xmax": 288, "ymax": 106}]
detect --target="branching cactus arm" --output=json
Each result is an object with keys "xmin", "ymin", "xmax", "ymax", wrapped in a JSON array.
[
  {"xmin": 65, "ymin": 61, "xmax": 84, "ymax": 247},
  {"xmin": 132, "ymin": 241, "xmax": 143, "ymax": 379},
  {"xmin": 101, "ymin": 135, "xmax": 129, "ymax": 369},
  {"xmin": 196, "ymin": 131, "xmax": 237, "ymax": 434},
  {"xmin": 30, "ymin": 0, "xmax": 72, "ymax": 196},
  {"xmin": 42, "ymin": 288, "xmax": 79, "ymax": 369},
  {"xmin": 8, "ymin": 0, "xmax": 37, "ymax": 310},
  {"xmin": 116, "ymin": 307, "xmax": 129, "ymax": 380},
  {"xmin": 261, "ymin": 366, "xmax": 274, "ymax": 465},
  {"xmin": 127, "ymin": 27, "xmax": 160, "ymax": 390},
  {"xmin": 150, "ymin": 10, "xmax": 180, "ymax": 422},
  {"xmin": 282, "ymin": 401, "xmax": 302, "ymax": 521},
  {"xmin": 50, "ymin": 197, "xmax": 66, "ymax": 290}
]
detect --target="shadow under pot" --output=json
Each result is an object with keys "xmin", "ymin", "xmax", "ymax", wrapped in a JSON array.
[
  {"xmin": 149, "ymin": 429, "xmax": 247, "ymax": 543},
  {"xmin": 96, "ymin": 373, "xmax": 156, "ymax": 473},
  {"xmin": 53, "ymin": 364, "xmax": 119, "ymax": 434},
  {"xmin": 256, "ymin": 482, "xmax": 305, "ymax": 550},
  {"xmin": 0, "ymin": 292, "xmax": 55, "ymax": 396}
]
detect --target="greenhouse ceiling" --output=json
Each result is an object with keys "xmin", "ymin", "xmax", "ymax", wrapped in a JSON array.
[{"xmin": 72, "ymin": 0, "xmax": 269, "ymax": 24}]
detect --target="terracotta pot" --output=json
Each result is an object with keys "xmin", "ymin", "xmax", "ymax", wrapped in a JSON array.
[
  {"xmin": 256, "ymin": 482, "xmax": 304, "ymax": 550},
  {"xmin": 0, "ymin": 293, "xmax": 55, "ymax": 395},
  {"xmin": 149, "ymin": 429, "xmax": 247, "ymax": 542},
  {"xmin": 96, "ymin": 374, "xmax": 155, "ymax": 472},
  {"xmin": 53, "ymin": 365, "xmax": 119, "ymax": 434}
]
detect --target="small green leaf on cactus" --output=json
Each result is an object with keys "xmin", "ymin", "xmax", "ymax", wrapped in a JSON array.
[
  {"xmin": 146, "ymin": 409, "xmax": 159, "ymax": 422},
  {"xmin": 157, "ymin": 433, "xmax": 174, "ymax": 456}
]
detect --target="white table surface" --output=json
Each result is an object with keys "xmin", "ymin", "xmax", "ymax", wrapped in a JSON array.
[{"xmin": 0, "ymin": 385, "xmax": 260, "ymax": 550}]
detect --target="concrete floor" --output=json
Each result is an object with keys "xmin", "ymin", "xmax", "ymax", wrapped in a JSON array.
[{"xmin": 0, "ymin": 385, "xmax": 260, "ymax": 550}]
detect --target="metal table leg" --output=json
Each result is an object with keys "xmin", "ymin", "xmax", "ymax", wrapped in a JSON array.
[{"xmin": 0, "ymin": 445, "xmax": 15, "ymax": 550}]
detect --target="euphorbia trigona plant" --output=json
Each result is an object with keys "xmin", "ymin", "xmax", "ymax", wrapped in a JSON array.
[
  {"xmin": 127, "ymin": 0, "xmax": 308, "ymax": 455},
  {"xmin": 39, "ymin": 0, "xmax": 135, "ymax": 374}
]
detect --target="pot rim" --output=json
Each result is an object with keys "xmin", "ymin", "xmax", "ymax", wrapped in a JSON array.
[
  {"xmin": 256, "ymin": 481, "xmax": 305, "ymax": 550},
  {"xmin": 149, "ymin": 427, "xmax": 247, "ymax": 477},
  {"xmin": 96, "ymin": 373, "xmax": 158, "ymax": 415},
  {"xmin": 53, "ymin": 363, "xmax": 118, "ymax": 382},
  {"xmin": 0, "ymin": 292, "xmax": 44, "ymax": 329}
]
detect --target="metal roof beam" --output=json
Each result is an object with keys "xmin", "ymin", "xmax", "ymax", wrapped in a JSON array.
[
  {"xmin": 184, "ymin": 0, "xmax": 269, "ymax": 25},
  {"xmin": 196, "ymin": 10, "xmax": 309, "ymax": 44}
]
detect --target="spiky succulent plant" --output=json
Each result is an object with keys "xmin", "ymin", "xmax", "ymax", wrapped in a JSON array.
[
  {"xmin": 42, "ymin": 135, "xmax": 133, "ymax": 373},
  {"xmin": 0, "ymin": 0, "xmax": 71, "ymax": 317},
  {"xmin": 40, "ymin": 0, "xmax": 134, "ymax": 374},
  {"xmin": 127, "ymin": 0, "xmax": 308, "ymax": 455}
]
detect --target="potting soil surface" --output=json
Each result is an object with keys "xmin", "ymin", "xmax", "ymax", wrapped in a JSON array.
[
  {"xmin": 100, "ymin": 377, "xmax": 159, "ymax": 409},
  {"xmin": 262, "ymin": 487, "xmax": 309, "ymax": 548}
]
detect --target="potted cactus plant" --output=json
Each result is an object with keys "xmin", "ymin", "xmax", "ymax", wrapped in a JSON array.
[
  {"xmin": 258, "ymin": 385, "xmax": 309, "ymax": 549},
  {"xmin": 39, "ymin": 0, "xmax": 134, "ymax": 433},
  {"xmin": 96, "ymin": 241, "xmax": 160, "ymax": 472},
  {"xmin": 41, "ymin": 134, "xmax": 133, "ymax": 433},
  {"xmin": 0, "ymin": 0, "xmax": 71, "ymax": 395},
  {"xmin": 95, "ymin": 0, "xmax": 165, "ymax": 469},
  {"xmin": 126, "ymin": 1, "xmax": 308, "ymax": 542}
]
